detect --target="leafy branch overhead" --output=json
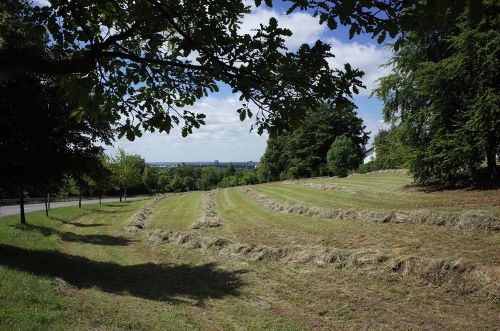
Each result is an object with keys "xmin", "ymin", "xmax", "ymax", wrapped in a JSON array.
[
  {"xmin": 1, "ymin": 0, "xmax": 365, "ymax": 140},
  {"xmin": 0, "ymin": 0, "xmax": 487, "ymax": 139}
]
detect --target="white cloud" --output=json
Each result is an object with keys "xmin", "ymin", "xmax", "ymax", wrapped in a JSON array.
[
  {"xmin": 326, "ymin": 37, "xmax": 392, "ymax": 96},
  {"xmin": 32, "ymin": 0, "xmax": 50, "ymax": 7},
  {"xmin": 240, "ymin": 8, "xmax": 392, "ymax": 95},
  {"xmin": 359, "ymin": 117, "xmax": 389, "ymax": 146},
  {"xmin": 106, "ymin": 95, "xmax": 268, "ymax": 162},
  {"xmin": 240, "ymin": 7, "xmax": 325, "ymax": 49}
]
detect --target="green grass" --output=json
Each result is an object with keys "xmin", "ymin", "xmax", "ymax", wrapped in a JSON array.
[
  {"xmin": 254, "ymin": 173, "xmax": 500, "ymax": 215},
  {"xmin": 216, "ymin": 188, "xmax": 500, "ymax": 266},
  {"xmin": 149, "ymin": 192, "xmax": 203, "ymax": 231},
  {"xmin": 0, "ymin": 175, "xmax": 499, "ymax": 330}
]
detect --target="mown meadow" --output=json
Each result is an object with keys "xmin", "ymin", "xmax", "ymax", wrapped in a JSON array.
[{"xmin": 1, "ymin": 172, "xmax": 499, "ymax": 330}]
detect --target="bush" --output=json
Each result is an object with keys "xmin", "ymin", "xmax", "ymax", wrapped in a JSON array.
[
  {"xmin": 327, "ymin": 136, "xmax": 362, "ymax": 177},
  {"xmin": 357, "ymin": 161, "xmax": 378, "ymax": 174}
]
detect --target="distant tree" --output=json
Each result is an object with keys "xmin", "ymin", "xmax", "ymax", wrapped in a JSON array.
[
  {"xmin": 90, "ymin": 158, "xmax": 114, "ymax": 205},
  {"xmin": 226, "ymin": 163, "xmax": 236, "ymax": 177},
  {"xmin": 169, "ymin": 175, "xmax": 185, "ymax": 192},
  {"xmin": 109, "ymin": 149, "xmax": 145, "ymax": 201},
  {"xmin": 157, "ymin": 172, "xmax": 171, "ymax": 193},
  {"xmin": 143, "ymin": 166, "xmax": 159, "ymax": 195},
  {"xmin": 327, "ymin": 135, "xmax": 361, "ymax": 177},
  {"xmin": 197, "ymin": 167, "xmax": 223, "ymax": 191},
  {"xmin": 259, "ymin": 102, "xmax": 367, "ymax": 180}
]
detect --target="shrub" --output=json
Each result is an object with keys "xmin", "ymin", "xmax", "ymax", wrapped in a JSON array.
[{"xmin": 327, "ymin": 136, "xmax": 362, "ymax": 177}]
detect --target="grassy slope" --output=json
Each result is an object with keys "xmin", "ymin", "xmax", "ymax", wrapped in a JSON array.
[
  {"xmin": 0, "ymin": 201, "xmax": 200, "ymax": 330},
  {"xmin": 149, "ymin": 192, "xmax": 204, "ymax": 231},
  {"xmin": 211, "ymin": 187, "xmax": 500, "ymax": 330},
  {"xmin": 1, "ymin": 174, "xmax": 499, "ymax": 330},
  {"xmin": 254, "ymin": 173, "xmax": 500, "ymax": 215}
]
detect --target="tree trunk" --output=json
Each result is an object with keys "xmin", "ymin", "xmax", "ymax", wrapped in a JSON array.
[
  {"xmin": 99, "ymin": 194, "xmax": 102, "ymax": 205},
  {"xmin": 78, "ymin": 190, "xmax": 82, "ymax": 208},
  {"xmin": 486, "ymin": 135, "xmax": 498, "ymax": 182},
  {"xmin": 44, "ymin": 193, "xmax": 48, "ymax": 217},
  {"xmin": 124, "ymin": 187, "xmax": 127, "ymax": 201},
  {"xmin": 19, "ymin": 188, "xmax": 26, "ymax": 225},
  {"xmin": 47, "ymin": 193, "xmax": 51, "ymax": 211},
  {"xmin": 119, "ymin": 191, "xmax": 122, "ymax": 202},
  {"xmin": 487, "ymin": 149, "xmax": 497, "ymax": 182}
]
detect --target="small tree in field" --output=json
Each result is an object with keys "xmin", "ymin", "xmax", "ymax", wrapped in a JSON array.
[
  {"xmin": 327, "ymin": 136, "xmax": 361, "ymax": 177},
  {"xmin": 109, "ymin": 149, "xmax": 145, "ymax": 201}
]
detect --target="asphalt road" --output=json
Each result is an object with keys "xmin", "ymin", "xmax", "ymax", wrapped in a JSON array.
[{"xmin": 0, "ymin": 196, "xmax": 147, "ymax": 217}]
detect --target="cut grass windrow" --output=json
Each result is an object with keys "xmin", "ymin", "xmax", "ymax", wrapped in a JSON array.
[
  {"xmin": 240, "ymin": 187, "xmax": 500, "ymax": 233},
  {"xmin": 190, "ymin": 190, "xmax": 222, "ymax": 229},
  {"xmin": 124, "ymin": 195, "xmax": 166, "ymax": 233},
  {"xmin": 147, "ymin": 228, "xmax": 499, "ymax": 301},
  {"xmin": 283, "ymin": 180, "xmax": 356, "ymax": 194}
]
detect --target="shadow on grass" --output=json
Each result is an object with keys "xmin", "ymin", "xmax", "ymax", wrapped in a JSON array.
[
  {"xmin": 102, "ymin": 203, "xmax": 131, "ymax": 207},
  {"xmin": 0, "ymin": 244, "xmax": 243, "ymax": 304},
  {"xmin": 12, "ymin": 224, "xmax": 133, "ymax": 246},
  {"xmin": 59, "ymin": 220, "xmax": 108, "ymax": 228}
]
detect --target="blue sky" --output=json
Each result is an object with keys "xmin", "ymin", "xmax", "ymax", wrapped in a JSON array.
[{"xmin": 107, "ymin": 1, "xmax": 391, "ymax": 162}]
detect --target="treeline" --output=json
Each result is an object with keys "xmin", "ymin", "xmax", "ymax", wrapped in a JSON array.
[
  {"xmin": 258, "ymin": 102, "xmax": 368, "ymax": 180},
  {"xmin": 259, "ymin": 6, "xmax": 499, "ymax": 188},
  {"xmin": 143, "ymin": 163, "xmax": 259, "ymax": 193}
]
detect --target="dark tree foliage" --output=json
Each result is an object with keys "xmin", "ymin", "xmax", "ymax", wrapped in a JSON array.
[
  {"xmin": 0, "ymin": 74, "xmax": 113, "ymax": 222},
  {"xmin": 259, "ymin": 102, "xmax": 368, "ymax": 181},
  {"xmin": 372, "ymin": 126, "xmax": 413, "ymax": 170},
  {"xmin": 149, "ymin": 164, "xmax": 259, "ymax": 192},
  {"xmin": 374, "ymin": 5, "xmax": 499, "ymax": 186},
  {"xmin": 326, "ymin": 135, "xmax": 361, "ymax": 177},
  {"xmin": 283, "ymin": 0, "xmax": 490, "ymax": 47}
]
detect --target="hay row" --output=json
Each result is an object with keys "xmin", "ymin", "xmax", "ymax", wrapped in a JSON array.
[
  {"xmin": 148, "ymin": 229, "xmax": 499, "ymax": 301},
  {"xmin": 190, "ymin": 190, "xmax": 222, "ymax": 229},
  {"xmin": 350, "ymin": 169, "xmax": 409, "ymax": 176},
  {"xmin": 240, "ymin": 187, "xmax": 500, "ymax": 233},
  {"xmin": 124, "ymin": 195, "xmax": 165, "ymax": 233},
  {"xmin": 282, "ymin": 180, "xmax": 356, "ymax": 194}
]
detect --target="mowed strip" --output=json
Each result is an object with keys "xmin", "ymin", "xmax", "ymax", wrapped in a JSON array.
[
  {"xmin": 217, "ymin": 188, "xmax": 500, "ymax": 267},
  {"xmin": 149, "ymin": 192, "xmax": 204, "ymax": 231},
  {"xmin": 253, "ymin": 174, "xmax": 500, "ymax": 216},
  {"xmin": 305, "ymin": 173, "xmax": 500, "ymax": 213}
]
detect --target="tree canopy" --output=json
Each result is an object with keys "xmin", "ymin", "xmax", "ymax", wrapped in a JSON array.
[
  {"xmin": 259, "ymin": 102, "xmax": 367, "ymax": 180},
  {"xmin": 108, "ymin": 149, "xmax": 146, "ymax": 200},
  {"xmin": 2, "ymin": 0, "xmax": 487, "ymax": 140},
  {"xmin": 374, "ymin": 5, "xmax": 499, "ymax": 186},
  {"xmin": 0, "ymin": 0, "xmax": 367, "ymax": 139},
  {"xmin": 327, "ymin": 135, "xmax": 361, "ymax": 177}
]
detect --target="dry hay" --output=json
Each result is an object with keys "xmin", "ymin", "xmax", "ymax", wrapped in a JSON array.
[
  {"xmin": 190, "ymin": 190, "xmax": 222, "ymax": 229},
  {"xmin": 240, "ymin": 187, "xmax": 500, "ymax": 233},
  {"xmin": 124, "ymin": 195, "xmax": 165, "ymax": 233},
  {"xmin": 350, "ymin": 169, "xmax": 409, "ymax": 176},
  {"xmin": 282, "ymin": 180, "xmax": 356, "ymax": 195},
  {"xmin": 147, "ymin": 229, "xmax": 499, "ymax": 301}
]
